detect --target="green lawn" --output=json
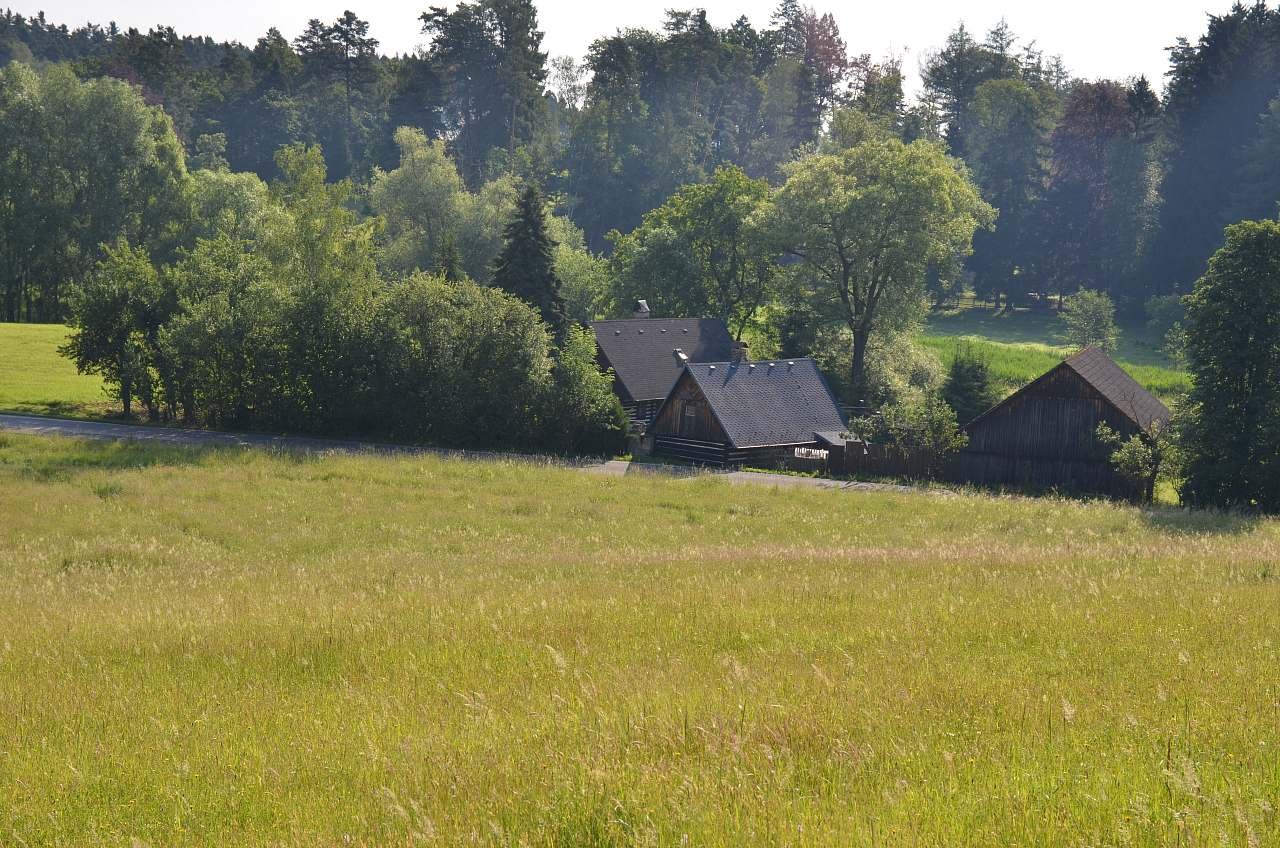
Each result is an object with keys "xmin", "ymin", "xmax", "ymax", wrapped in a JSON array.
[
  {"xmin": 923, "ymin": 307, "xmax": 1191, "ymax": 402},
  {"xmin": 0, "ymin": 432, "xmax": 1277, "ymax": 845},
  {"xmin": 0, "ymin": 322, "xmax": 108, "ymax": 416}
]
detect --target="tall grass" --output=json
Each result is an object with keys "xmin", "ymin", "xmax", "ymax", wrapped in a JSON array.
[
  {"xmin": 1, "ymin": 433, "xmax": 1276, "ymax": 845},
  {"xmin": 924, "ymin": 307, "xmax": 1191, "ymax": 401}
]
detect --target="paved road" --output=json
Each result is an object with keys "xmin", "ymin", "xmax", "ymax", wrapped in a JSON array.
[{"xmin": 0, "ymin": 413, "xmax": 906, "ymax": 493}]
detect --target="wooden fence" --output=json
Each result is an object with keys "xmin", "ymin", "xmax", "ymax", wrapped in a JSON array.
[{"xmin": 840, "ymin": 440, "xmax": 1142, "ymax": 500}]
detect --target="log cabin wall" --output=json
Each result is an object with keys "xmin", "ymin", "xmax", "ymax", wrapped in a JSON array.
[
  {"xmin": 964, "ymin": 365, "xmax": 1141, "ymax": 464},
  {"xmin": 651, "ymin": 375, "xmax": 728, "ymax": 444}
]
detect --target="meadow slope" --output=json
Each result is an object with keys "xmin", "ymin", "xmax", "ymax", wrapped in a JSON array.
[
  {"xmin": 923, "ymin": 307, "xmax": 1191, "ymax": 401},
  {"xmin": 0, "ymin": 434, "xmax": 1276, "ymax": 846},
  {"xmin": 0, "ymin": 322, "xmax": 106, "ymax": 417}
]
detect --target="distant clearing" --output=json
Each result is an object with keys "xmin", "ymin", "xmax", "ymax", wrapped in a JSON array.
[{"xmin": 924, "ymin": 306, "xmax": 1191, "ymax": 401}]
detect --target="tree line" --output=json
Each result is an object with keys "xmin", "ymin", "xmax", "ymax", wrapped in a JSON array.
[{"xmin": 5, "ymin": 3, "xmax": 1280, "ymax": 318}]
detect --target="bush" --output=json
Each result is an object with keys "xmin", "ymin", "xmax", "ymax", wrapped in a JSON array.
[
  {"xmin": 1144, "ymin": 294, "xmax": 1188, "ymax": 365},
  {"xmin": 853, "ymin": 392, "xmax": 968, "ymax": 479},
  {"xmin": 1059, "ymin": 289, "xmax": 1119, "ymax": 352},
  {"xmin": 941, "ymin": 342, "xmax": 998, "ymax": 424},
  {"xmin": 369, "ymin": 274, "xmax": 554, "ymax": 448},
  {"xmin": 1097, "ymin": 420, "xmax": 1179, "ymax": 504},
  {"xmin": 539, "ymin": 326, "xmax": 629, "ymax": 457}
]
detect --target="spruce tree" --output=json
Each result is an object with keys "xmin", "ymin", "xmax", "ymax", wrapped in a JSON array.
[{"xmin": 493, "ymin": 184, "xmax": 567, "ymax": 339}]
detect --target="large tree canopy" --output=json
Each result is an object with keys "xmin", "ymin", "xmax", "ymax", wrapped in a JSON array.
[
  {"xmin": 1181, "ymin": 219, "xmax": 1280, "ymax": 513},
  {"xmin": 771, "ymin": 137, "xmax": 994, "ymax": 398},
  {"xmin": 609, "ymin": 165, "xmax": 777, "ymax": 339},
  {"xmin": 0, "ymin": 63, "xmax": 190, "ymax": 321}
]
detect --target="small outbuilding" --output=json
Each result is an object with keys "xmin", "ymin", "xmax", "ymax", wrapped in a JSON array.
[
  {"xmin": 955, "ymin": 346, "xmax": 1171, "ymax": 497},
  {"xmin": 650, "ymin": 358, "xmax": 847, "ymax": 467},
  {"xmin": 591, "ymin": 317, "xmax": 736, "ymax": 425}
]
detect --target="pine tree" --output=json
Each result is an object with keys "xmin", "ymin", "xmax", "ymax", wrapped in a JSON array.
[{"xmin": 493, "ymin": 184, "xmax": 567, "ymax": 339}]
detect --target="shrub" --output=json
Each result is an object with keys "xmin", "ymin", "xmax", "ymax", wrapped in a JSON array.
[
  {"xmin": 878, "ymin": 393, "xmax": 968, "ymax": 478},
  {"xmin": 539, "ymin": 326, "xmax": 629, "ymax": 457},
  {"xmin": 369, "ymin": 273, "xmax": 554, "ymax": 448},
  {"xmin": 1059, "ymin": 289, "xmax": 1119, "ymax": 352},
  {"xmin": 941, "ymin": 341, "xmax": 999, "ymax": 425}
]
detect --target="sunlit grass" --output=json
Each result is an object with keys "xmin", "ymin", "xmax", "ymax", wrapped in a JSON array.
[
  {"xmin": 1, "ymin": 433, "xmax": 1277, "ymax": 845},
  {"xmin": 0, "ymin": 322, "xmax": 109, "ymax": 417},
  {"xmin": 924, "ymin": 307, "xmax": 1191, "ymax": 402}
]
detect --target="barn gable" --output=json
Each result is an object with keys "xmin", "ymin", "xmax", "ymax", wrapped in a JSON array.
[
  {"xmin": 955, "ymin": 347, "xmax": 1171, "ymax": 496},
  {"xmin": 966, "ymin": 347, "xmax": 1170, "ymax": 452}
]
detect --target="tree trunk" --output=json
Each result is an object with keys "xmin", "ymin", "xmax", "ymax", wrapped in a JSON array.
[{"xmin": 850, "ymin": 327, "xmax": 871, "ymax": 407}]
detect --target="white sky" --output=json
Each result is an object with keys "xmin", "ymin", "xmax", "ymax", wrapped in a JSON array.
[{"xmin": 12, "ymin": 0, "xmax": 1225, "ymax": 94}]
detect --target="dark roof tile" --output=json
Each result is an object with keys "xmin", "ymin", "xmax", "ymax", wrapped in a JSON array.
[
  {"xmin": 591, "ymin": 318, "xmax": 735, "ymax": 402},
  {"xmin": 1061, "ymin": 347, "xmax": 1171, "ymax": 430},
  {"xmin": 680, "ymin": 358, "xmax": 846, "ymax": 448}
]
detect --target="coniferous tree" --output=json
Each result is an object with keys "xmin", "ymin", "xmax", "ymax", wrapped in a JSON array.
[{"xmin": 493, "ymin": 183, "xmax": 566, "ymax": 338}]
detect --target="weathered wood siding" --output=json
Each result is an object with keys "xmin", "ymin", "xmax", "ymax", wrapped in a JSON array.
[
  {"xmin": 651, "ymin": 374, "xmax": 728, "ymax": 444},
  {"xmin": 841, "ymin": 365, "xmax": 1146, "ymax": 498},
  {"xmin": 964, "ymin": 365, "xmax": 1139, "ymax": 462}
]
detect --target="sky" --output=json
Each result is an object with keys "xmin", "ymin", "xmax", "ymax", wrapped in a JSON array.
[{"xmin": 12, "ymin": 0, "xmax": 1224, "ymax": 94}]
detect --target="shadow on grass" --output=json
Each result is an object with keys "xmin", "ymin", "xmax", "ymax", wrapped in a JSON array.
[
  {"xmin": 1138, "ymin": 504, "xmax": 1264, "ymax": 537},
  {"xmin": 0, "ymin": 432, "xmax": 219, "ymax": 482}
]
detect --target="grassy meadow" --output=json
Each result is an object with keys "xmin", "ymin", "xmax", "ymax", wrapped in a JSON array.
[
  {"xmin": 1, "ymin": 432, "xmax": 1278, "ymax": 845},
  {"xmin": 0, "ymin": 321, "xmax": 108, "ymax": 417},
  {"xmin": 923, "ymin": 307, "xmax": 1191, "ymax": 402}
]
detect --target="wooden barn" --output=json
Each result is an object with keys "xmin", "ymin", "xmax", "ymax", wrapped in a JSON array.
[
  {"xmin": 591, "ymin": 316, "xmax": 736, "ymax": 425},
  {"xmin": 953, "ymin": 347, "xmax": 1171, "ymax": 497},
  {"xmin": 650, "ymin": 358, "xmax": 847, "ymax": 467}
]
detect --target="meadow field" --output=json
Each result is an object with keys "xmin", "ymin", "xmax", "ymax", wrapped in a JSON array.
[
  {"xmin": 0, "ymin": 321, "xmax": 107, "ymax": 417},
  {"xmin": 1, "ymin": 432, "xmax": 1277, "ymax": 845},
  {"xmin": 923, "ymin": 307, "xmax": 1190, "ymax": 402}
]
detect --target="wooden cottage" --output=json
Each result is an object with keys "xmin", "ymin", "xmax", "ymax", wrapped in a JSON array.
[
  {"xmin": 591, "ymin": 317, "xmax": 736, "ymax": 425},
  {"xmin": 650, "ymin": 358, "xmax": 847, "ymax": 466},
  {"xmin": 955, "ymin": 347, "xmax": 1171, "ymax": 497}
]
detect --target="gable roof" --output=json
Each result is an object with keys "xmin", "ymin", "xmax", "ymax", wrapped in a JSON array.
[
  {"xmin": 968, "ymin": 346, "xmax": 1171, "ymax": 431},
  {"xmin": 674, "ymin": 358, "xmax": 847, "ymax": 449},
  {"xmin": 1060, "ymin": 347, "xmax": 1171, "ymax": 430},
  {"xmin": 591, "ymin": 318, "xmax": 735, "ymax": 402}
]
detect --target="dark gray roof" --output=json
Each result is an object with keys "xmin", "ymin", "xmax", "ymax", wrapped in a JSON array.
[
  {"xmin": 591, "ymin": 318, "xmax": 735, "ymax": 402},
  {"xmin": 679, "ymin": 358, "xmax": 846, "ymax": 449},
  {"xmin": 1062, "ymin": 347, "xmax": 1171, "ymax": 430}
]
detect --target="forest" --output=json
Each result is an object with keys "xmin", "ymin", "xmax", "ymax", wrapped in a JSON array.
[
  {"xmin": 6, "ymin": 2, "xmax": 1280, "ymax": 317},
  {"xmin": 3, "ymin": 1, "xmax": 1280, "ymax": 509}
]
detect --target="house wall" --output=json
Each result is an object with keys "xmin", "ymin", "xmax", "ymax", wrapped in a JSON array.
[
  {"xmin": 651, "ymin": 377, "xmax": 728, "ymax": 444},
  {"xmin": 839, "ymin": 367, "xmax": 1147, "ymax": 498}
]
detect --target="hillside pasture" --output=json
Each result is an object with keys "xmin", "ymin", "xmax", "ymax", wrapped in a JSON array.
[
  {"xmin": 0, "ymin": 433, "xmax": 1277, "ymax": 845},
  {"xmin": 0, "ymin": 321, "xmax": 108, "ymax": 417},
  {"xmin": 923, "ymin": 307, "xmax": 1191, "ymax": 401}
]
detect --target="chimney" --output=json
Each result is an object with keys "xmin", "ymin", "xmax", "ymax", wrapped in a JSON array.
[
  {"xmin": 632, "ymin": 299, "xmax": 651, "ymax": 319},
  {"xmin": 731, "ymin": 340, "xmax": 749, "ymax": 363}
]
